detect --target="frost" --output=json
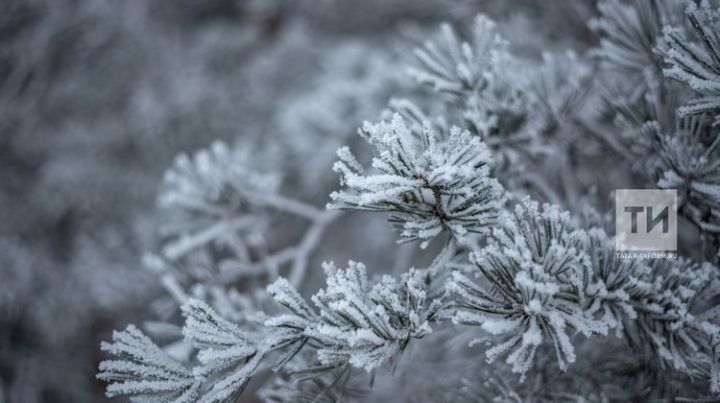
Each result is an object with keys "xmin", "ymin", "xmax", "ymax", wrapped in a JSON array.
[
  {"xmin": 702, "ymin": 322, "xmax": 720, "ymax": 394},
  {"xmin": 410, "ymin": 14, "xmax": 528, "ymax": 140},
  {"xmin": 97, "ymin": 325, "xmax": 200, "ymax": 402},
  {"xmin": 159, "ymin": 141, "xmax": 280, "ymax": 236},
  {"xmin": 583, "ymin": 228, "xmax": 643, "ymax": 334},
  {"xmin": 480, "ymin": 317, "xmax": 521, "ymax": 335},
  {"xmin": 449, "ymin": 197, "xmax": 719, "ymax": 386},
  {"xmin": 410, "ymin": 15, "xmax": 504, "ymax": 96},
  {"xmin": 90, "ymin": 5, "xmax": 720, "ymax": 402},
  {"xmin": 624, "ymin": 259, "xmax": 717, "ymax": 373},
  {"xmin": 181, "ymin": 299, "xmax": 261, "ymax": 402},
  {"xmin": 449, "ymin": 197, "xmax": 603, "ymax": 378},
  {"xmin": 663, "ymin": 1, "xmax": 720, "ymax": 124},
  {"xmin": 329, "ymin": 114, "xmax": 503, "ymax": 248},
  {"xmin": 591, "ymin": 0, "xmax": 683, "ymax": 76},
  {"xmin": 641, "ymin": 119, "xmax": 720, "ymax": 234},
  {"xmin": 529, "ymin": 51, "xmax": 591, "ymax": 135},
  {"xmin": 266, "ymin": 262, "xmax": 442, "ymax": 372}
]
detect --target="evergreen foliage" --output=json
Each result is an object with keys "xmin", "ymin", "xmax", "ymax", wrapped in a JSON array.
[{"xmin": 93, "ymin": 2, "xmax": 720, "ymax": 402}]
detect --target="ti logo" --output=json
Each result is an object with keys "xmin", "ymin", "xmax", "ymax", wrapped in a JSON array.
[
  {"xmin": 623, "ymin": 205, "xmax": 670, "ymax": 234},
  {"xmin": 615, "ymin": 189, "xmax": 677, "ymax": 252}
]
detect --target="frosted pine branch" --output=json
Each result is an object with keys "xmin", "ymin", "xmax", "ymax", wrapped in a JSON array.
[
  {"xmin": 410, "ymin": 15, "xmax": 503, "ymax": 96},
  {"xmin": 530, "ymin": 51, "xmax": 591, "ymax": 135},
  {"xmin": 410, "ymin": 15, "xmax": 528, "ymax": 139},
  {"xmin": 159, "ymin": 140, "xmax": 279, "ymax": 224},
  {"xmin": 266, "ymin": 261, "xmax": 443, "ymax": 372},
  {"xmin": 97, "ymin": 325, "xmax": 200, "ymax": 402},
  {"xmin": 624, "ymin": 258, "xmax": 717, "ymax": 375},
  {"xmin": 99, "ymin": 261, "xmax": 444, "ymax": 402},
  {"xmin": 664, "ymin": 1, "xmax": 720, "ymax": 124},
  {"xmin": 641, "ymin": 119, "xmax": 720, "ymax": 236},
  {"xmin": 449, "ymin": 197, "xmax": 605, "ymax": 379},
  {"xmin": 157, "ymin": 141, "xmax": 278, "ymax": 262},
  {"xmin": 590, "ymin": 0, "xmax": 682, "ymax": 76},
  {"xmin": 158, "ymin": 140, "xmax": 325, "ymax": 258},
  {"xmin": 583, "ymin": 228, "xmax": 641, "ymax": 334},
  {"xmin": 181, "ymin": 299, "xmax": 264, "ymax": 402},
  {"xmin": 448, "ymin": 196, "xmax": 720, "ymax": 388},
  {"xmin": 329, "ymin": 114, "xmax": 503, "ymax": 249},
  {"xmin": 702, "ymin": 322, "xmax": 720, "ymax": 393},
  {"xmin": 91, "ymin": 6, "xmax": 720, "ymax": 402}
]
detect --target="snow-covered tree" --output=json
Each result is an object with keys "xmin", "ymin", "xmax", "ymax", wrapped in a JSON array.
[{"xmin": 89, "ymin": 2, "xmax": 720, "ymax": 402}]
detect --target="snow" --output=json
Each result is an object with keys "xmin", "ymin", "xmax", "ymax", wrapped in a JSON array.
[{"xmin": 329, "ymin": 113, "xmax": 502, "ymax": 248}]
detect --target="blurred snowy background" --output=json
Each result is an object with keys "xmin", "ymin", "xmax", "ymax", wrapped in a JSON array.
[{"xmin": 0, "ymin": 1, "xmax": 596, "ymax": 401}]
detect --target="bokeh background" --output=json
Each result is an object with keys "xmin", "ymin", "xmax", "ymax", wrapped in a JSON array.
[{"xmin": 0, "ymin": 1, "xmax": 597, "ymax": 401}]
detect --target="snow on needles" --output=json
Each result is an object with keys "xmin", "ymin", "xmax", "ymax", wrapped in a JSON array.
[{"xmin": 329, "ymin": 114, "xmax": 503, "ymax": 248}]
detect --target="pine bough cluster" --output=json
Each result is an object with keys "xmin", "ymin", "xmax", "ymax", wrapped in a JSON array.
[
  {"xmin": 329, "ymin": 115, "xmax": 502, "ymax": 248},
  {"xmin": 99, "ymin": 2, "xmax": 720, "ymax": 401}
]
